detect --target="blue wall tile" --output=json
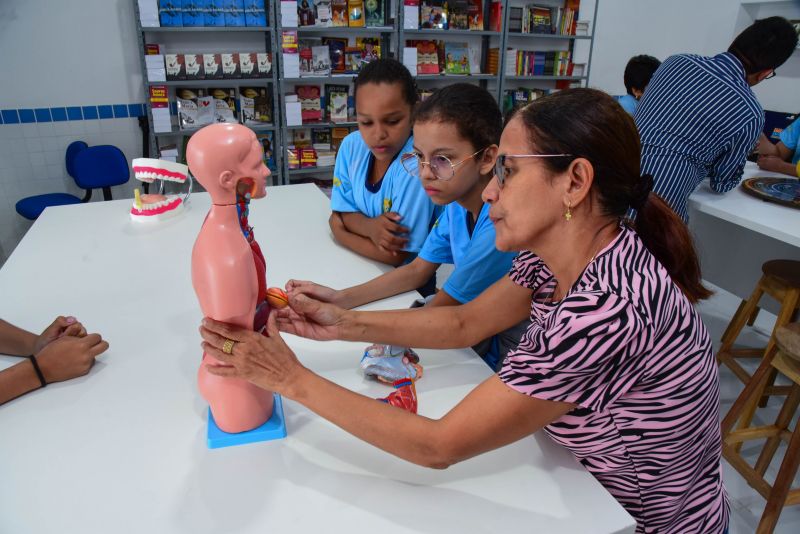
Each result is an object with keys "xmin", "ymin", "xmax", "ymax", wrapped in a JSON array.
[
  {"xmin": 1, "ymin": 110, "xmax": 19, "ymax": 124},
  {"xmin": 19, "ymin": 109, "xmax": 35, "ymax": 123},
  {"xmin": 51, "ymin": 108, "xmax": 68, "ymax": 121},
  {"xmin": 66, "ymin": 107, "xmax": 83, "ymax": 121},
  {"xmin": 0, "ymin": 112, "xmax": 3, "ymax": 125},
  {"xmin": 82, "ymin": 106, "xmax": 98, "ymax": 120},
  {"xmin": 128, "ymin": 104, "xmax": 145, "ymax": 117},
  {"xmin": 98, "ymin": 105, "xmax": 113, "ymax": 119},
  {"xmin": 34, "ymin": 108, "xmax": 52, "ymax": 122},
  {"xmin": 112, "ymin": 104, "xmax": 129, "ymax": 118}
]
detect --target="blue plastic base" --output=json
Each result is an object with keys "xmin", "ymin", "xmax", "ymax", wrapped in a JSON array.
[{"xmin": 207, "ymin": 393, "xmax": 287, "ymax": 449}]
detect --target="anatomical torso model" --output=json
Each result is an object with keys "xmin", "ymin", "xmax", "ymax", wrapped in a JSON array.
[{"xmin": 188, "ymin": 123, "xmax": 274, "ymax": 433}]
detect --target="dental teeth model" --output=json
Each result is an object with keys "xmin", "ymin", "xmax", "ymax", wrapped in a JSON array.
[{"xmin": 130, "ymin": 158, "xmax": 193, "ymax": 222}]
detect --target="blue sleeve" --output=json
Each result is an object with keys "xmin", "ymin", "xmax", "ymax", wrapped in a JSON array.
[
  {"xmin": 616, "ymin": 95, "xmax": 637, "ymax": 116},
  {"xmin": 331, "ymin": 135, "xmax": 358, "ymax": 213},
  {"xmin": 779, "ymin": 119, "xmax": 800, "ymax": 165},
  {"xmin": 443, "ymin": 225, "xmax": 516, "ymax": 304},
  {"xmin": 418, "ymin": 209, "xmax": 453, "ymax": 264},
  {"xmin": 388, "ymin": 174, "xmax": 435, "ymax": 254},
  {"xmin": 709, "ymin": 115, "xmax": 763, "ymax": 193}
]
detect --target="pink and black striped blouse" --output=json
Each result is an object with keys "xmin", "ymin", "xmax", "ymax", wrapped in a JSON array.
[{"xmin": 500, "ymin": 226, "xmax": 728, "ymax": 533}]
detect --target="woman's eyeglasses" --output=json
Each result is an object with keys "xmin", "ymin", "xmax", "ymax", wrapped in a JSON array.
[
  {"xmin": 494, "ymin": 154, "xmax": 573, "ymax": 188},
  {"xmin": 400, "ymin": 148, "xmax": 488, "ymax": 181}
]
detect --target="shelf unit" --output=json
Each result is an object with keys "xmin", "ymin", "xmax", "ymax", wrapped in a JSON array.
[
  {"xmin": 133, "ymin": 0, "xmax": 283, "ymax": 185},
  {"xmin": 274, "ymin": 1, "xmax": 398, "ymax": 185}
]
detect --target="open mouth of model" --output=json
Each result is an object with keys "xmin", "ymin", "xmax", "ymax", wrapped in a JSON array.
[
  {"xmin": 130, "ymin": 158, "xmax": 191, "ymax": 221},
  {"xmin": 132, "ymin": 158, "xmax": 189, "ymax": 183}
]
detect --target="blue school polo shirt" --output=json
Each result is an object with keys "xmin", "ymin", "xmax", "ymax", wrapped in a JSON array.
[
  {"xmin": 616, "ymin": 94, "xmax": 638, "ymax": 116},
  {"xmin": 779, "ymin": 117, "xmax": 800, "ymax": 165},
  {"xmin": 418, "ymin": 202, "xmax": 516, "ymax": 303},
  {"xmin": 331, "ymin": 131, "xmax": 436, "ymax": 254}
]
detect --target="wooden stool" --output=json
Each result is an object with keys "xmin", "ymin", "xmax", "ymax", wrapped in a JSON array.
[
  {"xmin": 721, "ymin": 323, "xmax": 800, "ymax": 534},
  {"xmin": 718, "ymin": 259, "xmax": 800, "ymax": 403}
]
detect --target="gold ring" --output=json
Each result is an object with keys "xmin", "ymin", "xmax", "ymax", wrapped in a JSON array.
[{"xmin": 222, "ymin": 339, "xmax": 236, "ymax": 355}]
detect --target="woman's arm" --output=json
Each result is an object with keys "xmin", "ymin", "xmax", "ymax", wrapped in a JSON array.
[
  {"xmin": 0, "ymin": 319, "xmax": 37, "ymax": 356},
  {"xmin": 330, "ymin": 213, "xmax": 409, "ymax": 266},
  {"xmin": 338, "ymin": 257, "xmax": 438, "ymax": 308},
  {"xmin": 200, "ymin": 314, "xmax": 572, "ymax": 468},
  {"xmin": 281, "ymin": 275, "xmax": 532, "ymax": 349}
]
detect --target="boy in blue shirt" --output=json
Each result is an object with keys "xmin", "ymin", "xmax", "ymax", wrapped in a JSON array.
[
  {"xmin": 616, "ymin": 54, "xmax": 661, "ymax": 116},
  {"xmin": 758, "ymin": 116, "xmax": 800, "ymax": 177}
]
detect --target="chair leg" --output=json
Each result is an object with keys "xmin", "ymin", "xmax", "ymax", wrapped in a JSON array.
[
  {"xmin": 755, "ymin": 383, "xmax": 800, "ymax": 476},
  {"xmin": 102, "ymin": 186, "xmax": 113, "ymax": 201},
  {"xmin": 756, "ymin": 418, "xmax": 800, "ymax": 534}
]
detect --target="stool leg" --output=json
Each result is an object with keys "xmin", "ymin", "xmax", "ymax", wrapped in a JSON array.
[
  {"xmin": 722, "ymin": 346, "xmax": 777, "ymax": 436},
  {"xmin": 758, "ymin": 289, "xmax": 800, "ymax": 408},
  {"xmin": 719, "ymin": 281, "xmax": 765, "ymax": 359},
  {"xmin": 756, "ymin": 414, "xmax": 800, "ymax": 534},
  {"xmin": 755, "ymin": 383, "xmax": 800, "ymax": 476},
  {"xmin": 747, "ymin": 305, "xmax": 761, "ymax": 327}
]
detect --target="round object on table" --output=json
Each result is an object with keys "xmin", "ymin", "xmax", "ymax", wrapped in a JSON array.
[{"xmin": 741, "ymin": 177, "xmax": 800, "ymax": 210}]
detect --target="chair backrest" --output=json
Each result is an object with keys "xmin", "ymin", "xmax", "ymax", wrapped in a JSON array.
[
  {"xmin": 72, "ymin": 145, "xmax": 130, "ymax": 190},
  {"xmin": 65, "ymin": 141, "xmax": 88, "ymax": 180}
]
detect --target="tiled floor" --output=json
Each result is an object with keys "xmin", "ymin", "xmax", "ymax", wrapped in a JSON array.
[{"xmin": 697, "ymin": 285, "xmax": 800, "ymax": 533}]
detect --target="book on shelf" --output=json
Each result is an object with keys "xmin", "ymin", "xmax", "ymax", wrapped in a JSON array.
[
  {"xmin": 508, "ymin": 6, "xmax": 522, "ymax": 33},
  {"xmin": 221, "ymin": 53, "xmax": 240, "ymax": 78},
  {"xmin": 149, "ymin": 85, "xmax": 172, "ymax": 133},
  {"xmin": 489, "ymin": 1, "xmax": 501, "ymax": 32},
  {"xmin": 240, "ymin": 86, "xmax": 272, "ymax": 125},
  {"xmin": 184, "ymin": 54, "xmax": 203, "ymax": 80},
  {"xmin": 357, "ymin": 37, "xmax": 380, "ymax": 64},
  {"xmin": 314, "ymin": 0, "xmax": 333, "ymax": 26},
  {"xmin": 449, "ymin": 0, "xmax": 469, "ymax": 30},
  {"xmin": 345, "ymin": 47, "xmax": 363, "ymax": 73},
  {"xmin": 257, "ymin": 132, "xmax": 277, "ymax": 171},
  {"xmin": 468, "ymin": 0, "xmax": 483, "ymax": 30},
  {"xmin": 331, "ymin": 127, "xmax": 349, "ymax": 152},
  {"xmin": 182, "ymin": 1, "xmax": 204, "ymax": 26},
  {"xmin": 300, "ymin": 147, "xmax": 318, "ymax": 168},
  {"xmin": 244, "ymin": 0, "xmax": 268, "ymax": 26},
  {"xmin": 296, "ymin": 85, "xmax": 323, "ymax": 122},
  {"xmin": 177, "ymin": 88, "xmax": 213, "ymax": 130},
  {"xmin": 403, "ymin": 0, "xmax": 420, "ymax": 30},
  {"xmin": 316, "ymin": 149, "xmax": 336, "ymax": 167},
  {"xmin": 312, "ymin": 45, "xmax": 332, "ymax": 76},
  {"xmin": 165, "ymin": 54, "xmax": 186, "ymax": 81},
  {"xmin": 298, "ymin": 0, "xmax": 316, "ymax": 26},
  {"xmin": 420, "ymin": 0, "xmax": 447, "ymax": 29},
  {"xmin": 364, "ymin": 0, "xmax": 384, "ymax": 27},
  {"xmin": 203, "ymin": 54, "xmax": 224, "ymax": 79},
  {"xmin": 311, "ymin": 127, "xmax": 332, "ymax": 150},
  {"xmin": 411, "ymin": 40, "xmax": 440, "ymax": 74},
  {"xmin": 287, "ymin": 147, "xmax": 300, "ymax": 169},
  {"xmin": 209, "ymin": 87, "xmax": 237, "ymax": 123},
  {"xmin": 159, "ymin": 1, "xmax": 182, "ymax": 26},
  {"xmin": 144, "ymin": 43, "xmax": 161, "ymax": 55},
  {"xmin": 348, "ymin": 0, "xmax": 365, "ymax": 27},
  {"xmin": 531, "ymin": 5, "xmax": 552, "ymax": 34},
  {"xmin": 256, "ymin": 52, "xmax": 272, "ymax": 77},
  {"xmin": 299, "ymin": 40, "xmax": 315, "ymax": 76},
  {"xmin": 468, "ymin": 44, "xmax": 481, "ymax": 74},
  {"xmin": 444, "ymin": 42, "xmax": 470, "ymax": 75},
  {"xmin": 224, "ymin": 0, "xmax": 246, "ymax": 26},
  {"xmin": 204, "ymin": 1, "xmax": 225, "ymax": 26},
  {"xmin": 282, "ymin": 31, "xmax": 299, "ymax": 53},
  {"xmin": 325, "ymin": 84, "xmax": 349, "ymax": 122},
  {"xmin": 238, "ymin": 52, "xmax": 256, "ymax": 78},
  {"xmin": 323, "ymin": 37, "xmax": 348, "ymax": 73},
  {"xmin": 331, "ymin": 0, "xmax": 348, "ymax": 26},
  {"xmin": 485, "ymin": 47, "xmax": 499, "ymax": 74},
  {"xmin": 292, "ymin": 128, "xmax": 312, "ymax": 147}
]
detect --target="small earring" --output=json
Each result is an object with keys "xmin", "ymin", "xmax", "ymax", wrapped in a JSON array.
[{"xmin": 564, "ymin": 201, "xmax": 572, "ymax": 221}]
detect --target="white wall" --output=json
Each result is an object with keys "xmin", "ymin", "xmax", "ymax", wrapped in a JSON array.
[
  {"xmin": 0, "ymin": 0, "xmax": 145, "ymax": 264},
  {"xmin": 588, "ymin": 0, "xmax": 800, "ymax": 113}
]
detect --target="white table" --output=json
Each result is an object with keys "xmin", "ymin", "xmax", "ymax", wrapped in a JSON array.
[
  {"xmin": 0, "ymin": 184, "xmax": 635, "ymax": 534},
  {"xmin": 688, "ymin": 163, "xmax": 800, "ymax": 310}
]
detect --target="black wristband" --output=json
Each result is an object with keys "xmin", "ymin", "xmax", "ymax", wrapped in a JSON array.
[{"xmin": 28, "ymin": 355, "xmax": 47, "ymax": 388}]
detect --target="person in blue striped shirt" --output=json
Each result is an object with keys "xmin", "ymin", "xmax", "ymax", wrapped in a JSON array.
[
  {"xmin": 634, "ymin": 17, "xmax": 798, "ymax": 222},
  {"xmin": 616, "ymin": 55, "xmax": 661, "ymax": 116}
]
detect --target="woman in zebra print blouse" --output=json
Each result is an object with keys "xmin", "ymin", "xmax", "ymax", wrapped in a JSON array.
[{"xmin": 200, "ymin": 88, "xmax": 728, "ymax": 533}]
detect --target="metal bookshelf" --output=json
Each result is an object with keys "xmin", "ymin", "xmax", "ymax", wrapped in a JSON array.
[
  {"xmin": 133, "ymin": 0, "xmax": 283, "ymax": 185},
  {"xmin": 275, "ymin": 4, "xmax": 398, "ymax": 185},
  {"xmin": 497, "ymin": 0, "xmax": 598, "ymax": 109}
]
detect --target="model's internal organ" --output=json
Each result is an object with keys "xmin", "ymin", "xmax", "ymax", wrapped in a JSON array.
[
  {"xmin": 360, "ymin": 344, "xmax": 422, "ymax": 384},
  {"xmin": 130, "ymin": 158, "xmax": 189, "ymax": 221},
  {"xmin": 378, "ymin": 379, "xmax": 418, "ymax": 414},
  {"xmin": 266, "ymin": 287, "xmax": 289, "ymax": 309}
]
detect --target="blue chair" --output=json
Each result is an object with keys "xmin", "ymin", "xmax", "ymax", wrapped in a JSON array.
[{"xmin": 15, "ymin": 143, "xmax": 130, "ymax": 220}]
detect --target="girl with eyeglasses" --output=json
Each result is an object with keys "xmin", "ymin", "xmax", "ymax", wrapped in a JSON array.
[
  {"xmin": 289, "ymin": 83, "xmax": 525, "ymax": 369},
  {"xmin": 200, "ymin": 89, "xmax": 727, "ymax": 533},
  {"xmin": 328, "ymin": 59, "xmax": 437, "ymax": 284}
]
